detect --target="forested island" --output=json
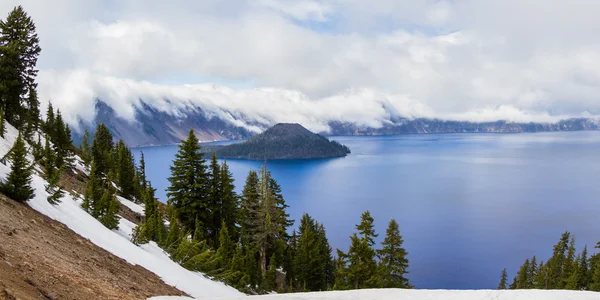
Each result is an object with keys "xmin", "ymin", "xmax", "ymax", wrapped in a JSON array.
[{"xmin": 205, "ymin": 123, "xmax": 350, "ymax": 160}]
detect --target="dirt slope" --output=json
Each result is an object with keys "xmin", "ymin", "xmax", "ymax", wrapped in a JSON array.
[{"xmin": 0, "ymin": 195, "xmax": 187, "ymax": 300}]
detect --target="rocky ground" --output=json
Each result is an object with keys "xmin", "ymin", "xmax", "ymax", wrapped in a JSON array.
[{"xmin": 0, "ymin": 194, "xmax": 187, "ymax": 300}]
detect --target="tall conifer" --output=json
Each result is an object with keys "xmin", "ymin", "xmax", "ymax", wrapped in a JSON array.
[{"xmin": 1, "ymin": 133, "xmax": 34, "ymax": 202}]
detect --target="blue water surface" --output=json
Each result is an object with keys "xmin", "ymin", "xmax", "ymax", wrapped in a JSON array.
[{"xmin": 133, "ymin": 132, "xmax": 600, "ymax": 289}]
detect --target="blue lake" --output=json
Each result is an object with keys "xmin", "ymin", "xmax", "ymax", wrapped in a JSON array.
[{"xmin": 133, "ymin": 132, "xmax": 600, "ymax": 289}]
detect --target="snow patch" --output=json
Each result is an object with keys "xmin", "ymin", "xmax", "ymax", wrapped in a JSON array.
[
  {"xmin": 149, "ymin": 289, "xmax": 600, "ymax": 300},
  {"xmin": 0, "ymin": 122, "xmax": 241, "ymax": 298},
  {"xmin": 117, "ymin": 196, "xmax": 145, "ymax": 215}
]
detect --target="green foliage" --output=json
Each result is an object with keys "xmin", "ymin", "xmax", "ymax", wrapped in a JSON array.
[
  {"xmin": 220, "ymin": 160, "xmax": 239, "ymax": 242},
  {"xmin": 116, "ymin": 139, "xmax": 136, "ymax": 199},
  {"xmin": 504, "ymin": 231, "xmax": 600, "ymax": 292},
  {"xmin": 377, "ymin": 219, "xmax": 410, "ymax": 288},
  {"xmin": 240, "ymin": 170, "xmax": 260, "ymax": 244},
  {"xmin": 498, "ymin": 268, "xmax": 508, "ymax": 289},
  {"xmin": 167, "ymin": 129, "xmax": 209, "ymax": 239},
  {"xmin": 80, "ymin": 129, "xmax": 91, "ymax": 164},
  {"xmin": 98, "ymin": 190, "xmax": 120, "ymax": 229},
  {"xmin": 292, "ymin": 213, "xmax": 333, "ymax": 291},
  {"xmin": 210, "ymin": 123, "xmax": 350, "ymax": 160},
  {"xmin": 91, "ymin": 123, "xmax": 114, "ymax": 176},
  {"xmin": 0, "ymin": 5, "xmax": 41, "ymax": 129},
  {"xmin": 1, "ymin": 133, "xmax": 34, "ymax": 202}
]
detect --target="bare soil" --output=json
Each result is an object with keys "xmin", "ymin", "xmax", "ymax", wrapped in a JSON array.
[{"xmin": 0, "ymin": 195, "xmax": 187, "ymax": 300}]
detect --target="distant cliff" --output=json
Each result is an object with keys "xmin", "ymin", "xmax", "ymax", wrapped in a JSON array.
[
  {"xmin": 327, "ymin": 118, "xmax": 600, "ymax": 135},
  {"xmin": 72, "ymin": 100, "xmax": 600, "ymax": 147},
  {"xmin": 205, "ymin": 123, "xmax": 350, "ymax": 160}
]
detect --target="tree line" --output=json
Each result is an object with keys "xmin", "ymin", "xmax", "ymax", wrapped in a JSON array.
[
  {"xmin": 499, "ymin": 231, "xmax": 600, "ymax": 291},
  {"xmin": 0, "ymin": 5, "xmax": 77, "ymax": 205},
  {"xmin": 133, "ymin": 129, "xmax": 412, "ymax": 293}
]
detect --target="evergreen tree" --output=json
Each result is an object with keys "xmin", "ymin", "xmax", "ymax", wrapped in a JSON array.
[
  {"xmin": 240, "ymin": 170, "xmax": 260, "ymax": 244},
  {"xmin": 317, "ymin": 223, "xmax": 335, "ymax": 289},
  {"xmin": 44, "ymin": 102, "xmax": 54, "ymax": 134},
  {"xmin": 1, "ymin": 133, "xmax": 34, "ymax": 202},
  {"xmin": 516, "ymin": 259, "xmax": 531, "ymax": 289},
  {"xmin": 116, "ymin": 140, "xmax": 135, "ymax": 199},
  {"xmin": 294, "ymin": 214, "xmax": 325, "ymax": 291},
  {"xmin": 333, "ymin": 249, "xmax": 350, "ymax": 290},
  {"xmin": 220, "ymin": 160, "xmax": 239, "ymax": 241},
  {"xmin": 591, "ymin": 257, "xmax": 600, "ymax": 291},
  {"xmin": 0, "ymin": 5, "xmax": 41, "ymax": 129},
  {"xmin": 98, "ymin": 190, "xmax": 120, "ymax": 230},
  {"xmin": 498, "ymin": 268, "xmax": 508, "ymax": 290},
  {"xmin": 346, "ymin": 233, "xmax": 378, "ymax": 289},
  {"xmin": 51, "ymin": 110, "xmax": 74, "ymax": 170},
  {"xmin": 579, "ymin": 246, "xmax": 590, "ymax": 290},
  {"xmin": 80, "ymin": 129, "xmax": 91, "ymax": 164},
  {"xmin": 43, "ymin": 134, "xmax": 63, "ymax": 205},
  {"xmin": 91, "ymin": 123, "xmax": 114, "ymax": 176},
  {"xmin": 545, "ymin": 231, "xmax": 571, "ymax": 289},
  {"xmin": 528, "ymin": 256, "xmax": 538, "ymax": 288},
  {"xmin": 25, "ymin": 86, "xmax": 40, "ymax": 135},
  {"xmin": 165, "ymin": 207, "xmax": 182, "ymax": 251},
  {"xmin": 166, "ymin": 129, "xmax": 209, "ymax": 240},
  {"xmin": 83, "ymin": 163, "xmax": 103, "ymax": 217},
  {"xmin": 255, "ymin": 165, "xmax": 290, "ymax": 277},
  {"xmin": 208, "ymin": 152, "xmax": 221, "ymax": 247},
  {"xmin": 356, "ymin": 210, "xmax": 378, "ymax": 246},
  {"xmin": 377, "ymin": 219, "xmax": 410, "ymax": 288}
]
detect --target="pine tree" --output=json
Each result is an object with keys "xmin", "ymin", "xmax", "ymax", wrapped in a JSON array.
[
  {"xmin": 45, "ymin": 164, "xmax": 63, "ymax": 205},
  {"xmin": 80, "ymin": 129, "xmax": 91, "ymax": 163},
  {"xmin": 83, "ymin": 163, "xmax": 104, "ymax": 217},
  {"xmin": 317, "ymin": 223, "xmax": 335, "ymax": 289},
  {"xmin": 294, "ymin": 214, "xmax": 325, "ymax": 291},
  {"xmin": 240, "ymin": 170, "xmax": 260, "ymax": 244},
  {"xmin": 166, "ymin": 129, "xmax": 209, "ymax": 240},
  {"xmin": 516, "ymin": 259, "xmax": 531, "ymax": 289},
  {"xmin": 1, "ymin": 133, "xmax": 34, "ymax": 202},
  {"xmin": 346, "ymin": 233, "xmax": 378, "ymax": 289},
  {"xmin": 44, "ymin": 135, "xmax": 63, "ymax": 205},
  {"xmin": 591, "ymin": 257, "xmax": 600, "ymax": 291},
  {"xmin": 220, "ymin": 160, "xmax": 239, "ymax": 241},
  {"xmin": 51, "ymin": 110, "xmax": 74, "ymax": 170},
  {"xmin": 528, "ymin": 256, "xmax": 538, "ymax": 288},
  {"xmin": 44, "ymin": 102, "xmax": 54, "ymax": 134},
  {"xmin": 208, "ymin": 152, "xmax": 221, "ymax": 247},
  {"xmin": 25, "ymin": 87, "xmax": 40, "ymax": 135},
  {"xmin": 91, "ymin": 123, "xmax": 114, "ymax": 176},
  {"xmin": 98, "ymin": 190, "xmax": 120, "ymax": 230},
  {"xmin": 579, "ymin": 246, "xmax": 590, "ymax": 290},
  {"xmin": 116, "ymin": 140, "xmax": 136, "ymax": 199},
  {"xmin": 356, "ymin": 210, "xmax": 378, "ymax": 246},
  {"xmin": 255, "ymin": 165, "xmax": 290, "ymax": 277},
  {"xmin": 498, "ymin": 268, "xmax": 508, "ymax": 289},
  {"xmin": 333, "ymin": 249, "xmax": 350, "ymax": 290},
  {"xmin": 165, "ymin": 205, "xmax": 182, "ymax": 251},
  {"xmin": 377, "ymin": 219, "xmax": 410, "ymax": 288},
  {"xmin": 545, "ymin": 231, "xmax": 571, "ymax": 289},
  {"xmin": 0, "ymin": 6, "xmax": 41, "ymax": 129}
]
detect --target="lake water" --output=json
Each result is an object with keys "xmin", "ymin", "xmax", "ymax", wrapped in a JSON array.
[{"xmin": 133, "ymin": 132, "xmax": 600, "ymax": 289}]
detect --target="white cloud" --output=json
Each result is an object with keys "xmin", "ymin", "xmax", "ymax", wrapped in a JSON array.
[{"xmin": 2, "ymin": 0, "xmax": 600, "ymax": 129}]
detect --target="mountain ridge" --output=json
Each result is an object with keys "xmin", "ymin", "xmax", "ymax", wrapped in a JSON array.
[{"xmin": 72, "ymin": 100, "xmax": 600, "ymax": 147}]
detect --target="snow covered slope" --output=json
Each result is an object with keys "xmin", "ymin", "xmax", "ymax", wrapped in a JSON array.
[
  {"xmin": 151, "ymin": 289, "xmax": 600, "ymax": 300},
  {"xmin": 0, "ymin": 122, "xmax": 242, "ymax": 299},
  {"xmin": 118, "ymin": 195, "xmax": 145, "ymax": 215}
]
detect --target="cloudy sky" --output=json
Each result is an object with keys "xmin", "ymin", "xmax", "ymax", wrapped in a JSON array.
[{"xmin": 2, "ymin": 0, "xmax": 600, "ymax": 130}]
